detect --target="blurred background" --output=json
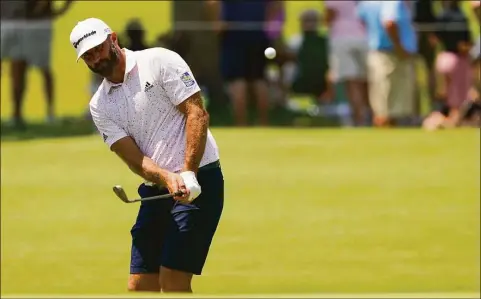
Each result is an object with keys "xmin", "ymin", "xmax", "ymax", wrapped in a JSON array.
[
  {"xmin": 1, "ymin": 0, "xmax": 480, "ymax": 297},
  {"xmin": 1, "ymin": 0, "xmax": 480, "ymax": 130}
]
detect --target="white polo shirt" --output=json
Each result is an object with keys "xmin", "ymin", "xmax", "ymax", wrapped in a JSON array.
[{"xmin": 89, "ymin": 47, "xmax": 220, "ymax": 173}]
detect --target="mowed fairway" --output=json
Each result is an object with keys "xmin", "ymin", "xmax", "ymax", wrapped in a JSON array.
[{"xmin": 1, "ymin": 129, "xmax": 479, "ymax": 297}]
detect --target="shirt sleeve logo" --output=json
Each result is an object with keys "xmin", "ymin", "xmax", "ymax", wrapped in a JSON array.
[
  {"xmin": 180, "ymin": 72, "xmax": 196, "ymax": 87},
  {"xmin": 102, "ymin": 133, "xmax": 108, "ymax": 142}
]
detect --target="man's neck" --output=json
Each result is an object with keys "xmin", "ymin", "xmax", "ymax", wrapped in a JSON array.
[{"xmin": 106, "ymin": 49, "xmax": 126, "ymax": 84}]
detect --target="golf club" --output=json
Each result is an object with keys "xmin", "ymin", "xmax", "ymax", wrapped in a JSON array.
[{"xmin": 113, "ymin": 185, "xmax": 183, "ymax": 203}]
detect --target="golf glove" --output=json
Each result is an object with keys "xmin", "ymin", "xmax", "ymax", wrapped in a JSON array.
[{"xmin": 179, "ymin": 171, "xmax": 201, "ymax": 203}]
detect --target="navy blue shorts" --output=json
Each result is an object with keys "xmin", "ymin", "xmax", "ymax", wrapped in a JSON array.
[
  {"xmin": 130, "ymin": 162, "xmax": 224, "ymax": 275},
  {"xmin": 220, "ymin": 33, "xmax": 270, "ymax": 82}
]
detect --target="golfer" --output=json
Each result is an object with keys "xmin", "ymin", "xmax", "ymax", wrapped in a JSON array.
[{"xmin": 70, "ymin": 18, "xmax": 224, "ymax": 293}]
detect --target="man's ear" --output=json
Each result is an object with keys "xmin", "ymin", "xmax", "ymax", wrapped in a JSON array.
[{"xmin": 111, "ymin": 32, "xmax": 119, "ymax": 46}]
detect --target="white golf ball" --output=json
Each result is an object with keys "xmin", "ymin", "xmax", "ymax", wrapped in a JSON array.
[{"xmin": 264, "ymin": 47, "xmax": 276, "ymax": 59}]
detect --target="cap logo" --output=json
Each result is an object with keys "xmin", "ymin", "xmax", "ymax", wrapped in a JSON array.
[{"xmin": 73, "ymin": 30, "xmax": 97, "ymax": 48}]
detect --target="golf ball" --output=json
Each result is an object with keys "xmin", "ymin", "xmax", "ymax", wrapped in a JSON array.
[{"xmin": 264, "ymin": 47, "xmax": 276, "ymax": 60}]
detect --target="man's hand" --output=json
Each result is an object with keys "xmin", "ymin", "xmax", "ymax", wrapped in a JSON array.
[
  {"xmin": 179, "ymin": 171, "xmax": 202, "ymax": 203},
  {"xmin": 394, "ymin": 45, "xmax": 409, "ymax": 60},
  {"xmin": 428, "ymin": 33, "xmax": 439, "ymax": 48},
  {"xmin": 384, "ymin": 20, "xmax": 409, "ymax": 59},
  {"xmin": 324, "ymin": 7, "xmax": 337, "ymax": 27},
  {"xmin": 457, "ymin": 41, "xmax": 472, "ymax": 56},
  {"xmin": 164, "ymin": 172, "xmax": 192, "ymax": 202}
]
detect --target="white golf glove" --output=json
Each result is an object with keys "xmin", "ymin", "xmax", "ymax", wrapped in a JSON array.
[{"xmin": 179, "ymin": 171, "xmax": 202, "ymax": 203}]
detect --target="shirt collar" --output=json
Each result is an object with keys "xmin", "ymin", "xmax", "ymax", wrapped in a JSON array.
[{"xmin": 104, "ymin": 48, "xmax": 136, "ymax": 93}]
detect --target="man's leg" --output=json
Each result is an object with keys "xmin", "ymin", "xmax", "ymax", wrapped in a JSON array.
[
  {"xmin": 160, "ymin": 164, "xmax": 224, "ymax": 293},
  {"xmin": 160, "ymin": 266, "xmax": 193, "ymax": 293},
  {"xmin": 25, "ymin": 22, "xmax": 55, "ymax": 122},
  {"xmin": 228, "ymin": 79, "xmax": 249, "ymax": 126},
  {"xmin": 367, "ymin": 51, "xmax": 392, "ymax": 127},
  {"xmin": 10, "ymin": 59, "xmax": 28, "ymax": 126},
  {"xmin": 128, "ymin": 184, "xmax": 173, "ymax": 292},
  {"xmin": 1, "ymin": 22, "xmax": 27, "ymax": 127},
  {"xmin": 331, "ymin": 38, "xmax": 371, "ymax": 126},
  {"xmin": 390, "ymin": 57, "xmax": 416, "ymax": 125},
  {"xmin": 128, "ymin": 274, "xmax": 160, "ymax": 292},
  {"xmin": 220, "ymin": 42, "xmax": 249, "ymax": 126},
  {"xmin": 247, "ymin": 38, "xmax": 270, "ymax": 126},
  {"xmin": 252, "ymin": 79, "xmax": 270, "ymax": 126},
  {"xmin": 41, "ymin": 68, "xmax": 54, "ymax": 121},
  {"xmin": 346, "ymin": 79, "xmax": 369, "ymax": 126}
]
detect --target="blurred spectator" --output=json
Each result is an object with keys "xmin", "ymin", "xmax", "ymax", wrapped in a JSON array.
[
  {"xmin": 264, "ymin": 1, "xmax": 287, "ymax": 107},
  {"xmin": 265, "ymin": 1, "xmax": 285, "ymax": 51},
  {"xmin": 155, "ymin": 30, "xmax": 191, "ymax": 59},
  {"xmin": 206, "ymin": 0, "xmax": 282, "ymax": 126},
  {"xmin": 324, "ymin": 0, "xmax": 370, "ymax": 126},
  {"xmin": 422, "ymin": 0, "xmax": 481, "ymax": 130},
  {"xmin": 283, "ymin": 10, "xmax": 332, "ymax": 102},
  {"xmin": 470, "ymin": 0, "xmax": 480, "ymax": 96},
  {"xmin": 123, "ymin": 18, "xmax": 149, "ymax": 51},
  {"xmin": 1, "ymin": 0, "xmax": 74, "ymax": 128},
  {"xmin": 413, "ymin": 0, "xmax": 438, "ymax": 107},
  {"xmin": 432, "ymin": 0, "xmax": 473, "ymax": 118},
  {"xmin": 1, "ymin": 0, "xmax": 28, "ymax": 128},
  {"xmin": 357, "ymin": 0, "xmax": 417, "ymax": 127}
]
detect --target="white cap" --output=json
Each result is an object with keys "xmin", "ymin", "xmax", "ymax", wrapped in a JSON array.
[{"xmin": 70, "ymin": 18, "xmax": 112, "ymax": 61}]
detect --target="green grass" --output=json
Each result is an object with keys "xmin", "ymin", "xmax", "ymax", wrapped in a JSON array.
[{"xmin": 1, "ymin": 128, "xmax": 479, "ymax": 296}]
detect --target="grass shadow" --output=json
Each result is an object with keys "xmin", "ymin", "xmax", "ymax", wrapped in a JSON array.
[{"xmin": 1, "ymin": 117, "xmax": 98, "ymax": 142}]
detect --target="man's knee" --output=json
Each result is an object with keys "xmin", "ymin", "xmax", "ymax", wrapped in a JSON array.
[
  {"xmin": 160, "ymin": 266, "xmax": 193, "ymax": 293},
  {"xmin": 127, "ymin": 273, "xmax": 161, "ymax": 292}
]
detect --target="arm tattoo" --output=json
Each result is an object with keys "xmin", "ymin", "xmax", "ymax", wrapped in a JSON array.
[{"xmin": 183, "ymin": 95, "xmax": 209, "ymax": 173}]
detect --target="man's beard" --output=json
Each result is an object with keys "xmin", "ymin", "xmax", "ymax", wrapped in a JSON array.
[{"xmin": 88, "ymin": 46, "xmax": 119, "ymax": 77}]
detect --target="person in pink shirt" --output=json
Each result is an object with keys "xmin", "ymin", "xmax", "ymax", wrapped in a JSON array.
[{"xmin": 324, "ymin": 0, "xmax": 370, "ymax": 126}]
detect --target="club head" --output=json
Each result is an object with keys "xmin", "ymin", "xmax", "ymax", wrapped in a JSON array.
[{"xmin": 113, "ymin": 185, "xmax": 131, "ymax": 203}]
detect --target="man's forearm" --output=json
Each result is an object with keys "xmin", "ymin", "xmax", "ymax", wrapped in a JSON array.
[
  {"xmin": 384, "ymin": 21, "xmax": 403, "ymax": 49},
  {"xmin": 324, "ymin": 8, "xmax": 337, "ymax": 27},
  {"xmin": 183, "ymin": 110, "xmax": 209, "ymax": 174},
  {"xmin": 126, "ymin": 156, "xmax": 170, "ymax": 185},
  {"xmin": 205, "ymin": 0, "xmax": 221, "ymax": 22}
]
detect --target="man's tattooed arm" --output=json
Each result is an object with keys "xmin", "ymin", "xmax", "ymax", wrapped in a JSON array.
[{"xmin": 176, "ymin": 92, "xmax": 209, "ymax": 174}]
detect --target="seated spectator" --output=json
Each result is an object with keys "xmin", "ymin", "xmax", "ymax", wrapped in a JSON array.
[
  {"xmin": 423, "ymin": 7, "xmax": 481, "ymax": 131},
  {"xmin": 283, "ymin": 9, "xmax": 332, "ymax": 102},
  {"xmin": 471, "ymin": 0, "xmax": 480, "ymax": 97},
  {"xmin": 432, "ymin": 0, "xmax": 473, "ymax": 119}
]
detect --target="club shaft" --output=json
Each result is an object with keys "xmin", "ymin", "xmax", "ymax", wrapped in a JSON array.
[
  {"xmin": 126, "ymin": 190, "xmax": 185, "ymax": 203},
  {"xmin": 128, "ymin": 193, "xmax": 177, "ymax": 203}
]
